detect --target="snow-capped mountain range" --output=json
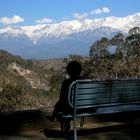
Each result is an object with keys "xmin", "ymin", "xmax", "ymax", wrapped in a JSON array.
[{"xmin": 0, "ymin": 13, "xmax": 140, "ymax": 59}]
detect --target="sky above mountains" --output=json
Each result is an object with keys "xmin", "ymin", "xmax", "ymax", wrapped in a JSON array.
[{"xmin": 0, "ymin": 0, "xmax": 140, "ymax": 27}]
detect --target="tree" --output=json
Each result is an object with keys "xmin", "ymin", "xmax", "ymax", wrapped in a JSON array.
[
  {"xmin": 110, "ymin": 33, "xmax": 125, "ymax": 45},
  {"xmin": 129, "ymin": 27, "xmax": 140, "ymax": 35},
  {"xmin": 126, "ymin": 27, "xmax": 140, "ymax": 57},
  {"xmin": 88, "ymin": 27, "xmax": 140, "ymax": 80},
  {"xmin": 110, "ymin": 32, "xmax": 125, "ymax": 58},
  {"xmin": 90, "ymin": 37, "xmax": 110, "ymax": 58}
]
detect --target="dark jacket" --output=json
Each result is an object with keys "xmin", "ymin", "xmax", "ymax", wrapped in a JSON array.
[{"xmin": 54, "ymin": 76, "xmax": 80, "ymax": 114}]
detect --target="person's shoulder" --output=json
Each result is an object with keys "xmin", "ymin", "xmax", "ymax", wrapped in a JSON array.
[
  {"xmin": 78, "ymin": 76, "xmax": 88, "ymax": 79},
  {"xmin": 63, "ymin": 79, "xmax": 70, "ymax": 83},
  {"xmin": 62, "ymin": 79, "xmax": 72, "ymax": 85}
]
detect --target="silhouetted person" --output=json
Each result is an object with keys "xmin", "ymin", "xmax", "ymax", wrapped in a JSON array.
[
  {"xmin": 47, "ymin": 61, "xmax": 82, "ymax": 133},
  {"xmin": 47, "ymin": 60, "xmax": 97, "ymax": 134},
  {"xmin": 54, "ymin": 60, "xmax": 82, "ymax": 114}
]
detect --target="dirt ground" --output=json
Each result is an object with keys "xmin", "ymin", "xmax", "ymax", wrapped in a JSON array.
[
  {"xmin": 0, "ymin": 110, "xmax": 140, "ymax": 140},
  {"xmin": 0, "ymin": 121, "xmax": 140, "ymax": 140}
]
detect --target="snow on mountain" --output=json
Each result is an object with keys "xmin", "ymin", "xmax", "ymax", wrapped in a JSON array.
[
  {"xmin": 0, "ymin": 27, "xmax": 24, "ymax": 36},
  {"xmin": 0, "ymin": 13, "xmax": 140, "ymax": 59},
  {"xmin": 19, "ymin": 12, "xmax": 140, "ymax": 43},
  {"xmin": 21, "ymin": 24, "xmax": 47, "ymax": 43},
  {"xmin": 0, "ymin": 26, "xmax": 33, "ymax": 55}
]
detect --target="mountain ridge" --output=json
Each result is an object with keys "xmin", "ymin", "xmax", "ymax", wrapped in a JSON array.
[{"xmin": 0, "ymin": 13, "xmax": 140, "ymax": 59}]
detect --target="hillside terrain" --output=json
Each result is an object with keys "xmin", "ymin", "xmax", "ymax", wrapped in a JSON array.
[{"xmin": 0, "ymin": 50, "xmax": 62, "ymax": 111}]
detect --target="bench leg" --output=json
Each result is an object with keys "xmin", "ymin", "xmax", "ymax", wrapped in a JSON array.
[{"xmin": 73, "ymin": 117, "xmax": 77, "ymax": 140}]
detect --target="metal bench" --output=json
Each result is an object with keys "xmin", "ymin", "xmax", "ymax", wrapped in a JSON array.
[{"xmin": 58, "ymin": 79, "xmax": 140, "ymax": 140}]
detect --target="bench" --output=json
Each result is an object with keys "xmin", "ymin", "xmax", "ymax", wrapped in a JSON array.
[{"xmin": 58, "ymin": 79, "xmax": 140, "ymax": 140}]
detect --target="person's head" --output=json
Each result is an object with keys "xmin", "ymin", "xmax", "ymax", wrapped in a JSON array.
[{"xmin": 66, "ymin": 61, "xmax": 82, "ymax": 78}]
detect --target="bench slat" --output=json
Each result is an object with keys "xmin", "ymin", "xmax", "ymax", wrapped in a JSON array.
[
  {"xmin": 75, "ymin": 93, "xmax": 110, "ymax": 100},
  {"xmin": 76, "ymin": 98, "xmax": 110, "ymax": 106},
  {"xmin": 77, "ymin": 83, "xmax": 111, "ymax": 89},
  {"xmin": 77, "ymin": 88, "xmax": 111, "ymax": 94}
]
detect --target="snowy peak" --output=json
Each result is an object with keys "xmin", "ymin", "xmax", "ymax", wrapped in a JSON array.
[
  {"xmin": 0, "ymin": 26, "xmax": 25, "ymax": 36},
  {"xmin": 102, "ymin": 12, "xmax": 140, "ymax": 31},
  {"xmin": 0, "ymin": 12, "xmax": 140, "ymax": 42},
  {"xmin": 26, "ymin": 12, "xmax": 140, "ymax": 41}
]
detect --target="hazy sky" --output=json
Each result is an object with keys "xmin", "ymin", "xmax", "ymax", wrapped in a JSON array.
[{"xmin": 0, "ymin": 0, "xmax": 140, "ymax": 27}]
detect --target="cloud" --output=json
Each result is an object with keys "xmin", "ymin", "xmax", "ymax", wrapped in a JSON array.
[
  {"xmin": 91, "ymin": 7, "xmax": 110, "ymax": 15},
  {"xmin": 35, "ymin": 18, "xmax": 53, "ymax": 24},
  {"xmin": 73, "ymin": 13, "xmax": 88, "ymax": 21},
  {"xmin": 0, "ymin": 15, "xmax": 24, "ymax": 25}
]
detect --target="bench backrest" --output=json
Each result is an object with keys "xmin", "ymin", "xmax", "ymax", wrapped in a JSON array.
[
  {"xmin": 111, "ymin": 80, "xmax": 140, "ymax": 103},
  {"xmin": 68, "ymin": 79, "xmax": 140, "ymax": 109}
]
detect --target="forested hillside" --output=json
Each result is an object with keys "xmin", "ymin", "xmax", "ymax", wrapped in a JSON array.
[{"xmin": 0, "ymin": 27, "xmax": 139, "ymax": 112}]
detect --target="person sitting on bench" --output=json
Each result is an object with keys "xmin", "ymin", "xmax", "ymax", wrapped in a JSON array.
[{"xmin": 47, "ymin": 60, "xmax": 96, "ymax": 133}]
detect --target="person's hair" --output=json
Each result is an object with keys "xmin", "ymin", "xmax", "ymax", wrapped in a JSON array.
[{"xmin": 66, "ymin": 61, "xmax": 82, "ymax": 77}]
